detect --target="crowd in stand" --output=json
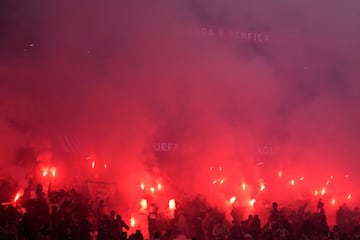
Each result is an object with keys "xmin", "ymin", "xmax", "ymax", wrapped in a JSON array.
[
  {"xmin": 0, "ymin": 183, "xmax": 141, "ymax": 240},
  {"xmin": 1, "ymin": 183, "xmax": 360, "ymax": 240},
  {"xmin": 174, "ymin": 199, "xmax": 360, "ymax": 240}
]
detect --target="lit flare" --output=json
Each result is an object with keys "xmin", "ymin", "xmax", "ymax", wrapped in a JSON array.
[
  {"xmin": 169, "ymin": 199, "xmax": 176, "ymax": 210},
  {"xmin": 242, "ymin": 182, "xmax": 246, "ymax": 191},
  {"xmin": 249, "ymin": 198, "xmax": 256, "ymax": 207},
  {"xmin": 130, "ymin": 217, "xmax": 136, "ymax": 227},
  {"xmin": 51, "ymin": 168, "xmax": 56, "ymax": 177},
  {"xmin": 14, "ymin": 192, "xmax": 22, "ymax": 202},
  {"xmin": 140, "ymin": 198, "xmax": 148, "ymax": 210}
]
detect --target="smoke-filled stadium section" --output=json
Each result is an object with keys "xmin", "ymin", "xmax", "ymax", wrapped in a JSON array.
[{"xmin": 1, "ymin": 0, "xmax": 359, "ymax": 239}]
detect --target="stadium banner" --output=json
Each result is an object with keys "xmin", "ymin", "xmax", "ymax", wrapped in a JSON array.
[{"xmin": 86, "ymin": 181, "xmax": 117, "ymax": 201}]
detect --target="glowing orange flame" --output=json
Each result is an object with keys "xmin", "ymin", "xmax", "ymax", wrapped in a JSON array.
[
  {"xmin": 157, "ymin": 183, "xmax": 162, "ymax": 190},
  {"xmin": 43, "ymin": 169, "xmax": 48, "ymax": 177},
  {"xmin": 278, "ymin": 170, "xmax": 283, "ymax": 177},
  {"xmin": 169, "ymin": 199, "xmax": 176, "ymax": 210},
  {"xmin": 314, "ymin": 190, "xmax": 318, "ymax": 196},
  {"xmin": 242, "ymin": 182, "xmax": 246, "ymax": 191},
  {"xmin": 229, "ymin": 196, "xmax": 236, "ymax": 204},
  {"xmin": 260, "ymin": 183, "xmax": 265, "ymax": 191},
  {"xmin": 219, "ymin": 179, "xmax": 224, "ymax": 185},
  {"xmin": 249, "ymin": 198, "xmax": 256, "ymax": 207},
  {"xmin": 14, "ymin": 192, "xmax": 21, "ymax": 202},
  {"xmin": 130, "ymin": 217, "xmax": 136, "ymax": 227},
  {"xmin": 290, "ymin": 179, "xmax": 295, "ymax": 185},
  {"xmin": 91, "ymin": 161, "xmax": 95, "ymax": 169},
  {"xmin": 51, "ymin": 168, "xmax": 56, "ymax": 177},
  {"xmin": 140, "ymin": 183, "xmax": 145, "ymax": 190},
  {"xmin": 140, "ymin": 198, "xmax": 148, "ymax": 210},
  {"xmin": 321, "ymin": 188, "xmax": 326, "ymax": 195},
  {"xmin": 212, "ymin": 180, "xmax": 217, "ymax": 184},
  {"xmin": 347, "ymin": 194, "xmax": 352, "ymax": 200},
  {"xmin": 150, "ymin": 187, "xmax": 155, "ymax": 193},
  {"xmin": 331, "ymin": 199, "xmax": 336, "ymax": 205}
]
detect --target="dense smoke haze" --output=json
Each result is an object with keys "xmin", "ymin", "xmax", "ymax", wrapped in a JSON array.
[{"xmin": 1, "ymin": 0, "xmax": 360, "ymax": 224}]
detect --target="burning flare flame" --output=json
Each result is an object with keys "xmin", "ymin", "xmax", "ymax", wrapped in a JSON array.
[
  {"xmin": 14, "ymin": 192, "xmax": 21, "ymax": 202},
  {"xmin": 130, "ymin": 217, "xmax": 136, "ymax": 227},
  {"xmin": 242, "ymin": 182, "xmax": 246, "ymax": 191},
  {"xmin": 140, "ymin": 198, "xmax": 148, "ymax": 210},
  {"xmin": 169, "ymin": 199, "xmax": 176, "ymax": 211},
  {"xmin": 51, "ymin": 168, "xmax": 56, "ymax": 177},
  {"xmin": 249, "ymin": 198, "xmax": 256, "ymax": 207}
]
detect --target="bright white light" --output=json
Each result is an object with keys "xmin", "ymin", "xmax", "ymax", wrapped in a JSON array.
[
  {"xmin": 321, "ymin": 188, "xmax": 326, "ymax": 195},
  {"xmin": 242, "ymin": 182, "xmax": 246, "ymax": 191},
  {"xmin": 169, "ymin": 199, "xmax": 176, "ymax": 210},
  {"xmin": 140, "ymin": 198, "xmax": 148, "ymax": 210},
  {"xmin": 290, "ymin": 179, "xmax": 295, "ymax": 185},
  {"xmin": 14, "ymin": 192, "xmax": 22, "ymax": 202},
  {"xmin": 51, "ymin": 168, "xmax": 56, "ymax": 177},
  {"xmin": 249, "ymin": 198, "xmax": 256, "ymax": 207},
  {"xmin": 130, "ymin": 217, "xmax": 136, "ymax": 227}
]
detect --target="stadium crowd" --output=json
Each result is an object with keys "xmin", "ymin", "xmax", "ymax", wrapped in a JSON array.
[{"xmin": 1, "ymin": 183, "xmax": 360, "ymax": 240}]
